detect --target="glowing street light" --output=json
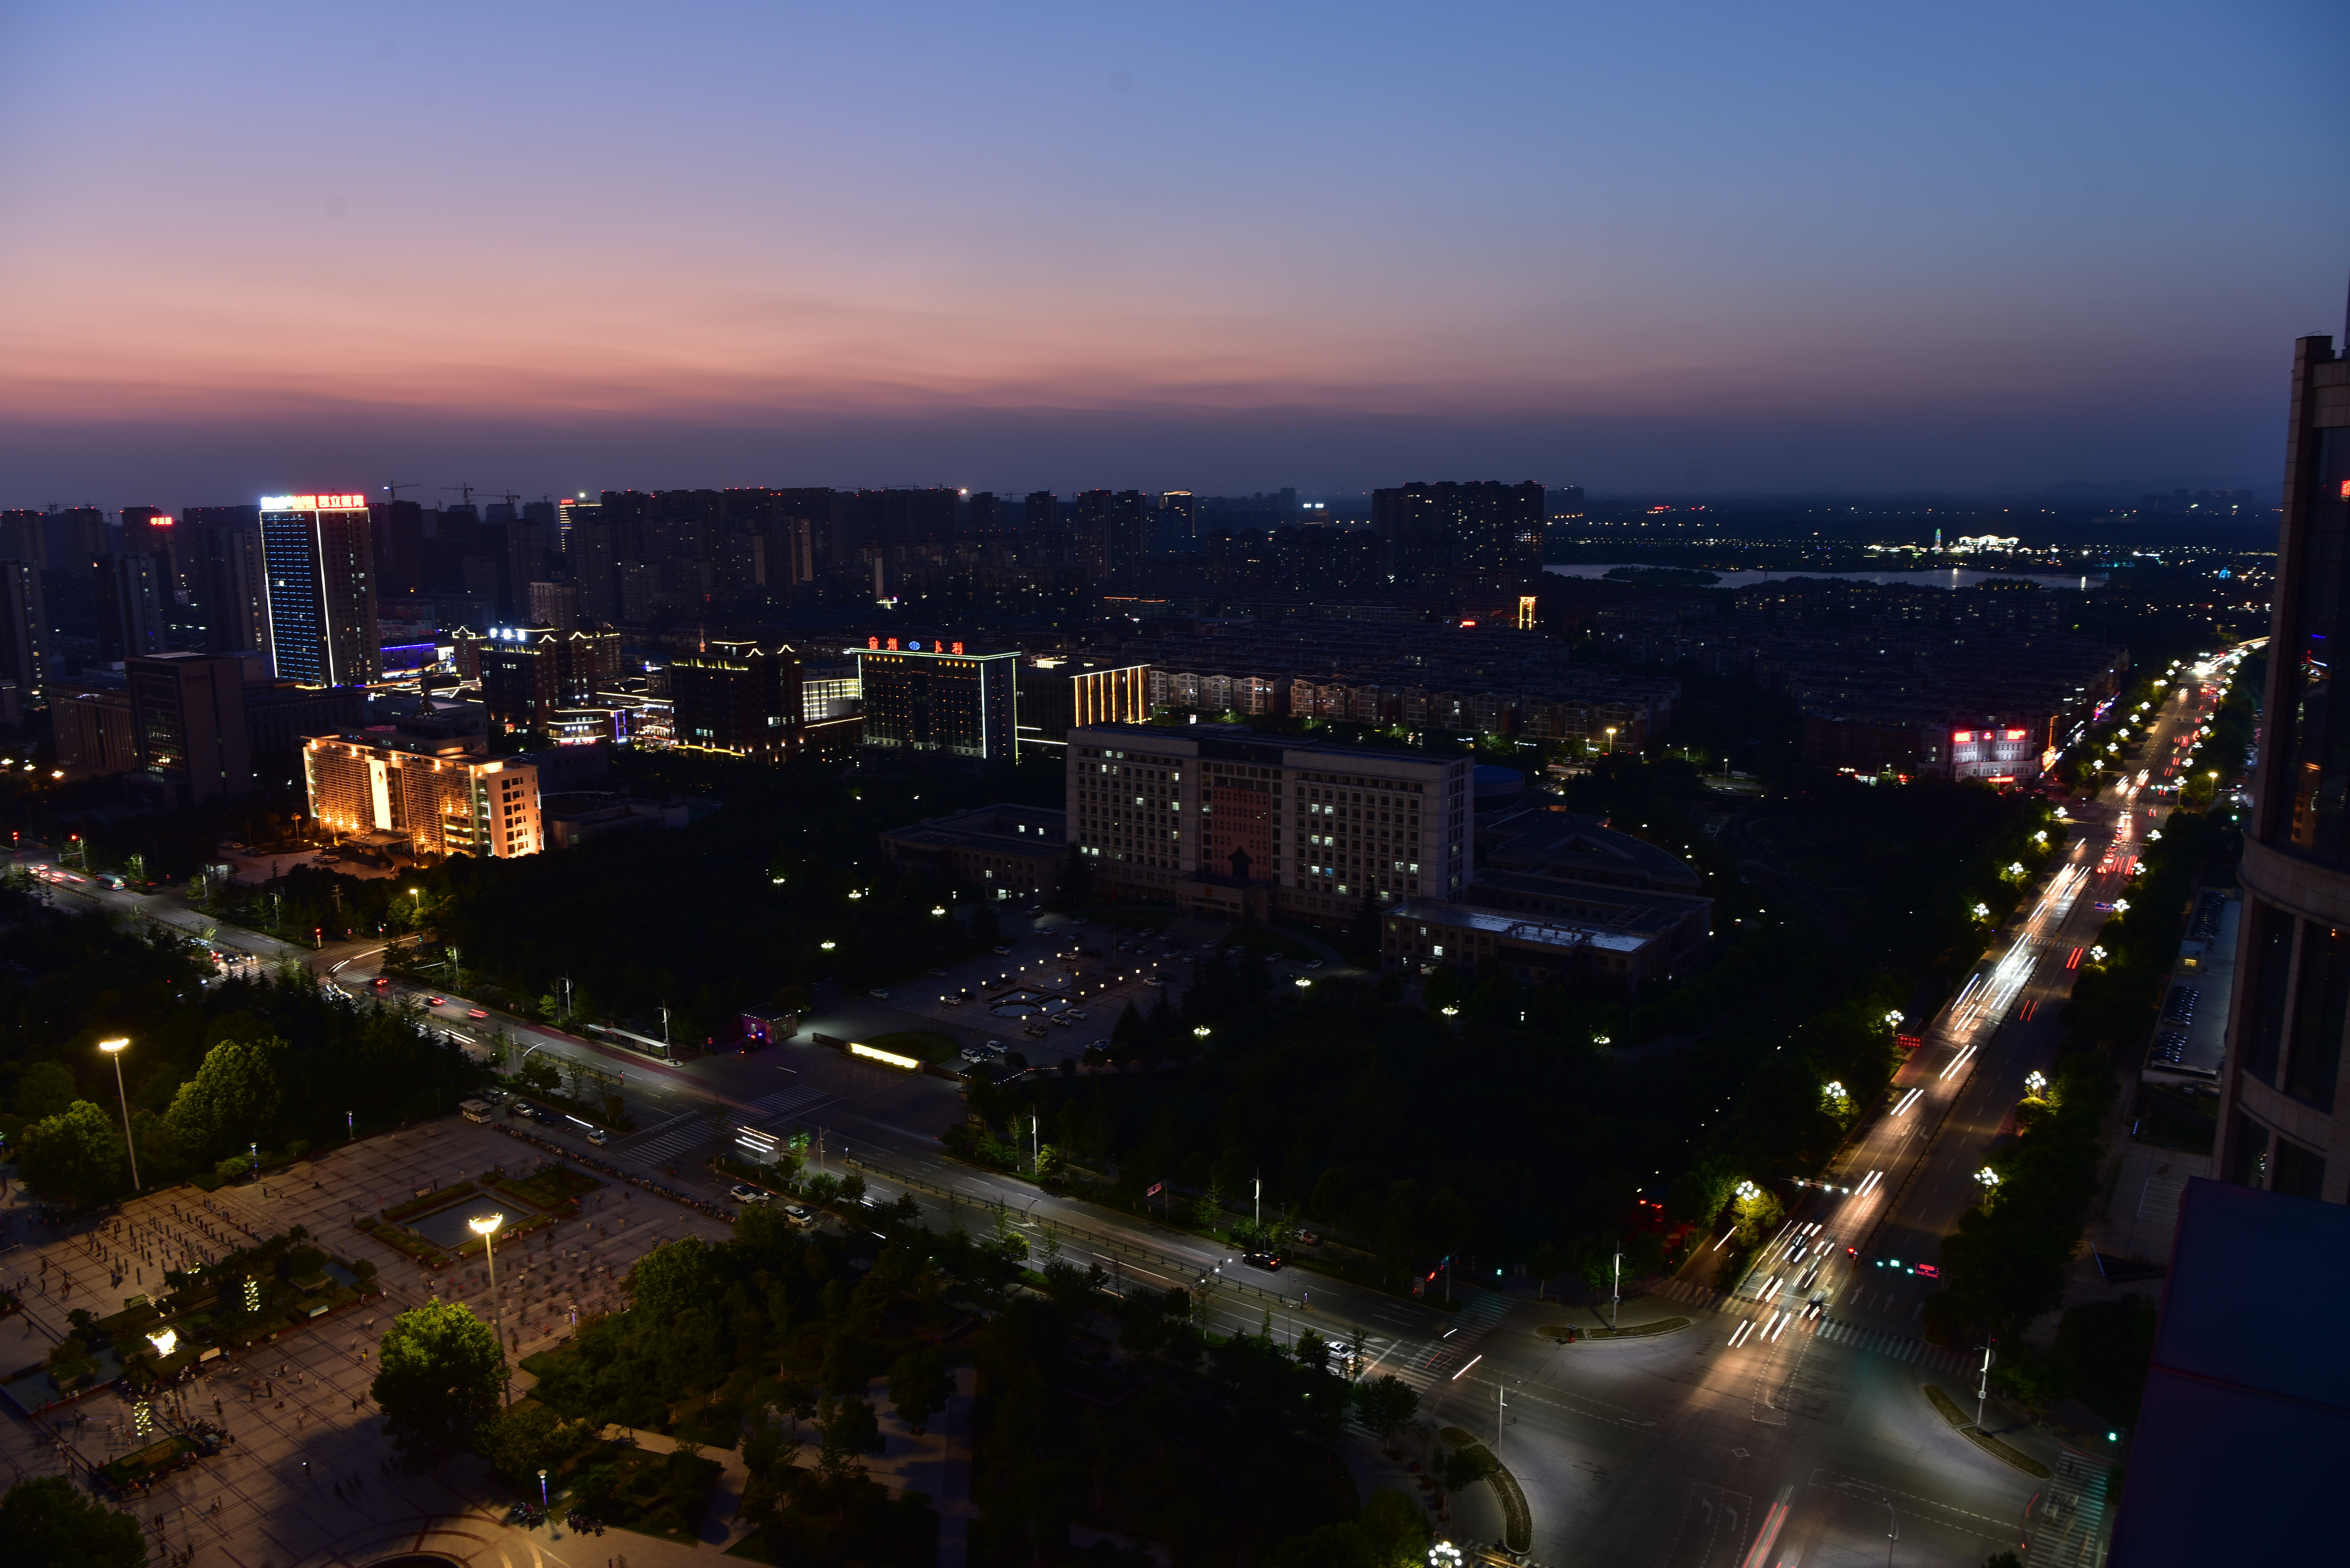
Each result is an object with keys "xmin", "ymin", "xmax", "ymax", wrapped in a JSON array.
[
  {"xmin": 1440, "ymin": 1005, "xmax": 1460, "ymax": 1016},
  {"xmin": 2024, "ymin": 1070, "xmax": 2048, "ymax": 1095},
  {"xmin": 1972, "ymin": 902, "xmax": 1991, "ymax": 920},
  {"xmin": 2112, "ymin": 899, "xmax": 2130, "ymax": 914},
  {"xmin": 1974, "ymin": 1166, "xmax": 2002, "ymax": 1189},
  {"xmin": 97, "ymin": 1038, "xmax": 139, "ymax": 1190},
  {"xmin": 469, "ymin": 1211, "xmax": 511, "ymax": 1406},
  {"xmin": 1884, "ymin": 1009, "xmax": 1906, "ymax": 1028},
  {"xmin": 2089, "ymin": 945, "xmax": 2107, "ymax": 962}
]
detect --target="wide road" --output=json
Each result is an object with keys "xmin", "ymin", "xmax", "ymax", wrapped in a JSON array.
[
  {"xmin": 14, "ymin": 653, "xmax": 2231, "ymax": 1565},
  {"xmin": 1396, "ymin": 659, "xmax": 2219, "ymax": 1566}
]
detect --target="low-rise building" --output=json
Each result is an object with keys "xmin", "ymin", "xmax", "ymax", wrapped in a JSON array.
[{"xmin": 880, "ymin": 803, "xmax": 1066, "ymax": 900}]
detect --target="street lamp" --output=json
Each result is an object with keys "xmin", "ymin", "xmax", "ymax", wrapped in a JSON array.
[
  {"xmin": 1604, "ymin": 726, "xmax": 1617, "ymax": 754},
  {"xmin": 469, "ymin": 1211, "xmax": 511, "ymax": 1406},
  {"xmin": 97, "ymin": 1038, "xmax": 139, "ymax": 1190}
]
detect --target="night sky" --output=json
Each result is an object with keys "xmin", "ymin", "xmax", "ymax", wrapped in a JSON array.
[{"xmin": 3, "ymin": 1, "xmax": 2344, "ymax": 505}]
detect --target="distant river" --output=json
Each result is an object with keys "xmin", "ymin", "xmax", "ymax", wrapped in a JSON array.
[{"xmin": 1544, "ymin": 563, "xmax": 2109, "ymax": 591}]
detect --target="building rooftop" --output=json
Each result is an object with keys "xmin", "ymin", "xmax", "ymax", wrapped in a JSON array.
[
  {"xmin": 1390, "ymin": 899, "xmax": 1648, "ymax": 955},
  {"xmin": 1478, "ymin": 807, "xmax": 1705, "ymax": 893},
  {"xmin": 883, "ymin": 803, "xmax": 1066, "ymax": 856}
]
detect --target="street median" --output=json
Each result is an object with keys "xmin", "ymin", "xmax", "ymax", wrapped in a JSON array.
[
  {"xmin": 1923, "ymin": 1384, "xmax": 2051, "ymax": 1478},
  {"xmin": 1438, "ymin": 1427, "xmax": 1532, "ymax": 1554}
]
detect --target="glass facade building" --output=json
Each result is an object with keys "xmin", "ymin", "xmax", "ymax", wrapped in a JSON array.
[
  {"xmin": 2220, "ymin": 335, "xmax": 2350, "ymax": 1203},
  {"xmin": 260, "ymin": 494, "xmax": 382, "ymax": 687}
]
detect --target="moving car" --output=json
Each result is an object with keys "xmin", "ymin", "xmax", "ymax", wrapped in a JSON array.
[
  {"xmin": 1243, "ymin": 1252, "xmax": 1286, "ymax": 1272},
  {"xmin": 427, "ymin": 996, "xmax": 446, "ymax": 1006},
  {"xmin": 373, "ymin": 976, "xmax": 391, "ymax": 988},
  {"xmin": 467, "ymin": 1007, "xmax": 489, "ymax": 1020}
]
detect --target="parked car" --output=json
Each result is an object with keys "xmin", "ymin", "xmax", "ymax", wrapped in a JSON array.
[
  {"xmin": 784, "ymin": 1204, "xmax": 815, "ymax": 1226},
  {"xmin": 1293, "ymin": 1230, "xmax": 1321, "ymax": 1247},
  {"xmin": 1305, "ymin": 959, "xmax": 1324, "ymax": 969},
  {"xmin": 928, "ymin": 967, "xmax": 948, "ymax": 977},
  {"xmin": 728, "ymin": 1183, "xmax": 771, "ymax": 1205},
  {"xmin": 992, "ymin": 945, "xmax": 1013, "ymax": 955},
  {"xmin": 870, "ymin": 988, "xmax": 891, "ymax": 999},
  {"xmin": 959, "ymin": 1047, "xmax": 991, "ymax": 1063}
]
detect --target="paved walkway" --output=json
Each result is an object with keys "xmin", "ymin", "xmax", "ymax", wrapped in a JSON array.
[{"xmin": 0, "ymin": 1122, "xmax": 733, "ymax": 1568}]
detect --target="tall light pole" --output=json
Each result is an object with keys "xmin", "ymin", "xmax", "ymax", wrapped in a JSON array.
[
  {"xmin": 469, "ymin": 1211, "xmax": 510, "ymax": 1406},
  {"xmin": 97, "ymin": 1038, "xmax": 138, "ymax": 1190}
]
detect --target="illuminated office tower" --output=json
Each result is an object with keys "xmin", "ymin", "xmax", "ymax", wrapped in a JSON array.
[{"xmin": 260, "ymin": 493, "xmax": 382, "ymax": 686}]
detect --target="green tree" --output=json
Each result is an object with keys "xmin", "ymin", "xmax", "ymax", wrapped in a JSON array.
[
  {"xmin": 16, "ymin": 1101, "xmax": 126, "ymax": 1203},
  {"xmin": 0, "ymin": 1476, "xmax": 145, "ymax": 1568},
  {"xmin": 1353, "ymin": 1374, "xmax": 1418, "ymax": 1453},
  {"xmin": 627, "ymin": 1237, "xmax": 716, "ymax": 1322},
  {"xmin": 473, "ymin": 1402, "xmax": 589, "ymax": 1483},
  {"xmin": 887, "ymin": 1346, "xmax": 952, "ymax": 1432},
  {"xmin": 817, "ymin": 1393, "xmax": 883, "ymax": 1480},
  {"xmin": 163, "ymin": 1032, "xmax": 286, "ymax": 1159},
  {"xmin": 515, "ymin": 1054, "xmax": 561, "ymax": 1098},
  {"xmin": 1265, "ymin": 1522, "xmax": 1376, "ymax": 1568},
  {"xmin": 1356, "ymin": 1489, "xmax": 1429, "ymax": 1568},
  {"xmin": 373, "ymin": 1299, "xmax": 504, "ymax": 1457},
  {"xmin": 13, "ymin": 1062, "xmax": 77, "ymax": 1121}
]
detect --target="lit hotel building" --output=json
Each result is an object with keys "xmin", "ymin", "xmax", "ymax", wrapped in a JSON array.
[
  {"xmin": 857, "ymin": 638, "xmax": 1019, "ymax": 761},
  {"xmin": 261, "ymin": 493, "xmax": 382, "ymax": 686},
  {"xmin": 304, "ymin": 732, "xmax": 541, "ymax": 860},
  {"xmin": 2218, "ymin": 333, "xmax": 2350, "ymax": 1202}
]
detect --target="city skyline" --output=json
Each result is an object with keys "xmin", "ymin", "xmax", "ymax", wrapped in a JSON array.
[{"xmin": 3, "ymin": 2, "xmax": 2345, "ymax": 503}]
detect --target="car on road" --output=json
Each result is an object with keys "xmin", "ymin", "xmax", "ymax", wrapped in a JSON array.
[
  {"xmin": 586, "ymin": 1128, "xmax": 609, "ymax": 1146},
  {"xmin": 373, "ymin": 976, "xmax": 391, "ymax": 988},
  {"xmin": 728, "ymin": 1183, "xmax": 771, "ymax": 1205},
  {"xmin": 992, "ymin": 945, "xmax": 1013, "ymax": 955},
  {"xmin": 1243, "ymin": 1251, "xmax": 1286, "ymax": 1272},
  {"xmin": 870, "ymin": 988, "xmax": 891, "ymax": 999},
  {"xmin": 467, "ymin": 1007, "xmax": 489, "ymax": 1020},
  {"xmin": 1305, "ymin": 959, "xmax": 1323, "ymax": 969},
  {"xmin": 427, "ymin": 996, "xmax": 446, "ymax": 1006}
]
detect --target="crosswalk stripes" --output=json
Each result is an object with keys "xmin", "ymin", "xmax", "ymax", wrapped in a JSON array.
[
  {"xmin": 1404, "ymin": 1289, "xmax": 1515, "ymax": 1379},
  {"xmin": 747, "ymin": 1084, "xmax": 831, "ymax": 1121},
  {"xmin": 621, "ymin": 1111, "xmax": 713, "ymax": 1165},
  {"xmin": 1813, "ymin": 1317, "xmax": 1963, "ymax": 1373}
]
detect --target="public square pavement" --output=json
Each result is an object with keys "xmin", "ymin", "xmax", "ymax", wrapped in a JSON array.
[{"xmin": 0, "ymin": 1121, "xmax": 738, "ymax": 1568}]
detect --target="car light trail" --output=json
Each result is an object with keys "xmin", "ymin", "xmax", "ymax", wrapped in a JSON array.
[
  {"xmin": 1768, "ymin": 1310, "xmax": 1793, "ymax": 1342},
  {"xmin": 1728, "ymin": 1317, "xmax": 1757, "ymax": 1347},
  {"xmin": 1739, "ymin": 1486, "xmax": 1795, "ymax": 1568},
  {"xmin": 1449, "ymin": 1353, "xmax": 1482, "ymax": 1381},
  {"xmin": 1854, "ymin": 1169, "xmax": 1884, "ymax": 1195},
  {"xmin": 1892, "ymin": 1088, "xmax": 1924, "ymax": 1116},
  {"xmin": 1941, "ymin": 1044, "xmax": 1978, "ymax": 1080}
]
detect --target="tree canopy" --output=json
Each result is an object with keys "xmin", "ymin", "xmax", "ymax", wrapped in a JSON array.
[
  {"xmin": 373, "ymin": 1298, "xmax": 505, "ymax": 1457},
  {"xmin": 0, "ymin": 1476, "xmax": 144, "ymax": 1568}
]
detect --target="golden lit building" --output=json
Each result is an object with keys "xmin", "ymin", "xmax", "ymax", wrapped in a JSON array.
[{"xmin": 303, "ymin": 733, "xmax": 541, "ymax": 860}]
